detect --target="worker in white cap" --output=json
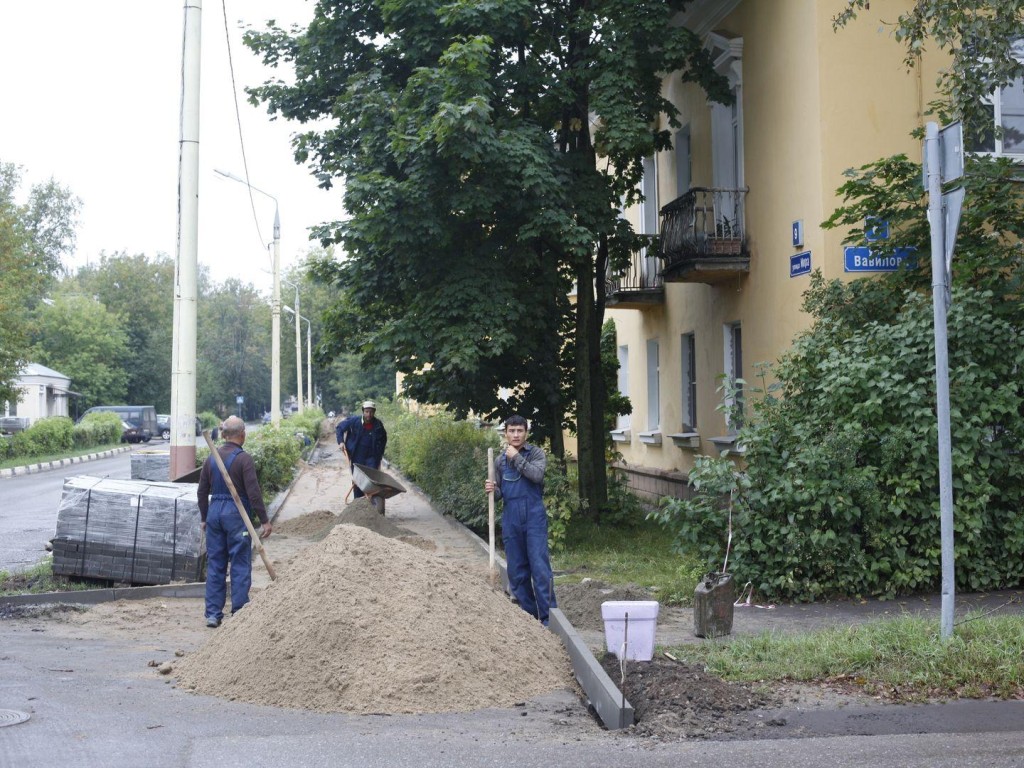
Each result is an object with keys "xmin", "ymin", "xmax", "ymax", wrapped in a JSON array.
[{"xmin": 335, "ymin": 400, "xmax": 388, "ymax": 498}]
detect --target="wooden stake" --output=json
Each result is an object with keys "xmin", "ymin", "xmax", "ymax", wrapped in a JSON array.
[
  {"xmin": 487, "ymin": 447, "xmax": 496, "ymax": 587},
  {"xmin": 202, "ymin": 431, "xmax": 277, "ymax": 581}
]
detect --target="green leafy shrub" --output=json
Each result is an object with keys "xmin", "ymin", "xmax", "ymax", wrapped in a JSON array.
[
  {"xmin": 241, "ymin": 424, "xmax": 305, "ymax": 493},
  {"xmin": 11, "ymin": 416, "xmax": 74, "ymax": 457},
  {"xmin": 72, "ymin": 411, "xmax": 122, "ymax": 448}
]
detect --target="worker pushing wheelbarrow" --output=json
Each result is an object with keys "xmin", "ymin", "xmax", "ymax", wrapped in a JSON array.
[{"xmin": 336, "ymin": 400, "xmax": 400, "ymax": 512}]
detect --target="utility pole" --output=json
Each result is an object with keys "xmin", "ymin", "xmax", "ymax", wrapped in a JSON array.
[
  {"xmin": 271, "ymin": 209, "xmax": 281, "ymax": 426},
  {"xmin": 170, "ymin": 0, "xmax": 201, "ymax": 480}
]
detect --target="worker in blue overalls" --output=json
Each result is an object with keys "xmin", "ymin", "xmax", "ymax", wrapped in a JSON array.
[
  {"xmin": 484, "ymin": 414, "xmax": 557, "ymax": 626},
  {"xmin": 197, "ymin": 416, "xmax": 271, "ymax": 628},
  {"xmin": 335, "ymin": 400, "xmax": 388, "ymax": 498}
]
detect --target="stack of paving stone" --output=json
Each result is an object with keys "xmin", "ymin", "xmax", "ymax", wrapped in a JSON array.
[
  {"xmin": 130, "ymin": 449, "xmax": 171, "ymax": 481},
  {"xmin": 52, "ymin": 475, "xmax": 205, "ymax": 585}
]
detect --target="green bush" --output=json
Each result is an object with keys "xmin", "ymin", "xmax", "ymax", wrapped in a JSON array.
[
  {"xmin": 72, "ymin": 411, "xmax": 122, "ymax": 448},
  {"xmin": 242, "ymin": 423, "xmax": 305, "ymax": 493},
  {"xmin": 11, "ymin": 416, "xmax": 74, "ymax": 457}
]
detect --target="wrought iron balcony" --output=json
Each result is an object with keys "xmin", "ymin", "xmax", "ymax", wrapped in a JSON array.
[
  {"xmin": 660, "ymin": 187, "xmax": 750, "ymax": 284},
  {"xmin": 606, "ymin": 248, "xmax": 665, "ymax": 308}
]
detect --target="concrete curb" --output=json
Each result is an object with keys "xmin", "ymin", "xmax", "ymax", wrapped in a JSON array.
[
  {"xmin": 0, "ymin": 581, "xmax": 205, "ymax": 608},
  {"xmin": 0, "ymin": 446, "xmax": 132, "ymax": 479}
]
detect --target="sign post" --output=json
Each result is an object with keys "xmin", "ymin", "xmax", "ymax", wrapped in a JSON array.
[{"xmin": 925, "ymin": 121, "xmax": 963, "ymax": 640}]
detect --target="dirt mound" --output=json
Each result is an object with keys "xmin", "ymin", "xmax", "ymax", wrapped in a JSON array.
[
  {"xmin": 275, "ymin": 498, "xmax": 417, "ymax": 542},
  {"xmin": 557, "ymin": 579, "xmax": 655, "ymax": 631},
  {"xmin": 600, "ymin": 654, "xmax": 782, "ymax": 740},
  {"xmin": 274, "ymin": 510, "xmax": 339, "ymax": 538},
  {"xmin": 174, "ymin": 524, "xmax": 571, "ymax": 714}
]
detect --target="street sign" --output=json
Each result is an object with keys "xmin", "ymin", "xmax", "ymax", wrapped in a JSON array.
[
  {"xmin": 790, "ymin": 251, "xmax": 811, "ymax": 277},
  {"xmin": 236, "ymin": 395, "xmax": 244, "ymax": 405},
  {"xmin": 791, "ymin": 220, "xmax": 804, "ymax": 248},
  {"xmin": 865, "ymin": 217, "xmax": 889, "ymax": 241},
  {"xmin": 922, "ymin": 120, "xmax": 964, "ymax": 187},
  {"xmin": 843, "ymin": 246, "xmax": 916, "ymax": 272}
]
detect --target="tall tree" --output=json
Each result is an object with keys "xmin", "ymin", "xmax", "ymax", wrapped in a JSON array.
[
  {"xmin": 66, "ymin": 252, "xmax": 176, "ymax": 409},
  {"xmin": 30, "ymin": 295, "xmax": 129, "ymax": 410},
  {"xmin": 0, "ymin": 162, "xmax": 79, "ymax": 404},
  {"xmin": 245, "ymin": 0, "xmax": 727, "ymax": 515}
]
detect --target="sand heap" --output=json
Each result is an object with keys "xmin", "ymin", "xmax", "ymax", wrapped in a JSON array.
[
  {"xmin": 175, "ymin": 524, "xmax": 571, "ymax": 714},
  {"xmin": 274, "ymin": 498, "xmax": 412, "ymax": 541}
]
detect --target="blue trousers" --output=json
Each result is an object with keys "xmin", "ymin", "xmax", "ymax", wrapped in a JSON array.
[
  {"xmin": 502, "ymin": 500, "xmax": 556, "ymax": 625},
  {"xmin": 204, "ymin": 501, "xmax": 253, "ymax": 621}
]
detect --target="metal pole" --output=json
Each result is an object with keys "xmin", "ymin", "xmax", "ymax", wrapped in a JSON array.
[
  {"xmin": 271, "ymin": 207, "xmax": 281, "ymax": 426},
  {"xmin": 294, "ymin": 284, "xmax": 304, "ymax": 413},
  {"xmin": 305, "ymin": 315, "xmax": 313, "ymax": 408},
  {"xmin": 926, "ymin": 122, "xmax": 955, "ymax": 639},
  {"xmin": 170, "ymin": 0, "xmax": 201, "ymax": 480}
]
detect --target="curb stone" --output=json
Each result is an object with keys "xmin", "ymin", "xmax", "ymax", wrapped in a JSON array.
[{"xmin": 0, "ymin": 446, "xmax": 132, "ymax": 479}]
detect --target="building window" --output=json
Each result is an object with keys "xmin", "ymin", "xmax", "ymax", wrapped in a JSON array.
[
  {"xmin": 646, "ymin": 338, "xmax": 660, "ymax": 431},
  {"xmin": 674, "ymin": 125, "xmax": 691, "ymax": 197},
  {"xmin": 723, "ymin": 323, "xmax": 743, "ymax": 432},
  {"xmin": 972, "ymin": 42, "xmax": 1024, "ymax": 157},
  {"xmin": 681, "ymin": 333, "xmax": 697, "ymax": 431}
]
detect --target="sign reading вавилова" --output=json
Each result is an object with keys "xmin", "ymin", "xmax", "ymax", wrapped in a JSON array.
[{"xmin": 844, "ymin": 246, "xmax": 916, "ymax": 273}]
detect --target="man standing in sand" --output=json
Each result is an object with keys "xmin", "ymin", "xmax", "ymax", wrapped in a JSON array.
[
  {"xmin": 484, "ymin": 415, "xmax": 557, "ymax": 626},
  {"xmin": 336, "ymin": 400, "xmax": 388, "ymax": 498},
  {"xmin": 198, "ymin": 416, "xmax": 272, "ymax": 628}
]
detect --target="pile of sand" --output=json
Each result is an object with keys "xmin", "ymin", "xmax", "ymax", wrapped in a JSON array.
[
  {"xmin": 274, "ymin": 498, "xmax": 413, "ymax": 541},
  {"xmin": 175, "ymin": 524, "xmax": 571, "ymax": 714}
]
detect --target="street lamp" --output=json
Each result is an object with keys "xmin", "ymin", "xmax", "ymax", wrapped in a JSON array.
[
  {"xmin": 282, "ymin": 277, "xmax": 304, "ymax": 413},
  {"xmin": 214, "ymin": 168, "xmax": 281, "ymax": 426},
  {"xmin": 283, "ymin": 305, "xmax": 313, "ymax": 411}
]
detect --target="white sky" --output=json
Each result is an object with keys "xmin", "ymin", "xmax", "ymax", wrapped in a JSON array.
[{"xmin": 0, "ymin": 0, "xmax": 343, "ymax": 293}]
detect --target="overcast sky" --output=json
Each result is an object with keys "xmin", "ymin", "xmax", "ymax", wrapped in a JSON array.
[{"xmin": 1, "ymin": 0, "xmax": 342, "ymax": 293}]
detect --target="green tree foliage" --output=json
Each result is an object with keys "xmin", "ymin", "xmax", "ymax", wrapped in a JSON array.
[
  {"xmin": 197, "ymin": 278, "xmax": 273, "ymax": 418},
  {"xmin": 655, "ymin": 154, "xmax": 1024, "ymax": 601},
  {"xmin": 834, "ymin": 0, "xmax": 1024, "ymax": 143},
  {"xmin": 0, "ymin": 163, "xmax": 79, "ymax": 404},
  {"xmin": 29, "ymin": 295, "xmax": 130, "ymax": 410},
  {"xmin": 244, "ymin": 0, "xmax": 728, "ymax": 516},
  {"xmin": 64, "ymin": 252, "xmax": 176, "ymax": 410}
]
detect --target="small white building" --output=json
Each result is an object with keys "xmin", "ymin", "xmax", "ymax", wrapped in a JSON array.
[{"xmin": 4, "ymin": 363, "xmax": 76, "ymax": 426}]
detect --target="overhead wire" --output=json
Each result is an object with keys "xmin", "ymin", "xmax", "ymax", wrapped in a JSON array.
[{"xmin": 220, "ymin": 0, "xmax": 272, "ymax": 272}]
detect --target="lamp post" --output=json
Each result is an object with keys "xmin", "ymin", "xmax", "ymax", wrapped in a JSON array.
[
  {"xmin": 282, "ymin": 278, "xmax": 304, "ymax": 413},
  {"xmin": 214, "ymin": 168, "xmax": 281, "ymax": 426},
  {"xmin": 283, "ymin": 305, "xmax": 313, "ymax": 410}
]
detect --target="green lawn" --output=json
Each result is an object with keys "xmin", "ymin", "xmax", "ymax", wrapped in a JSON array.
[{"xmin": 552, "ymin": 517, "xmax": 706, "ymax": 606}]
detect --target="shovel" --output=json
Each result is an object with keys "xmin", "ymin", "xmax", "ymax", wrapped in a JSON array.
[{"xmin": 202, "ymin": 430, "xmax": 277, "ymax": 581}]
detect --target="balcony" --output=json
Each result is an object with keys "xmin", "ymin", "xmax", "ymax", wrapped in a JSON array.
[
  {"xmin": 660, "ymin": 187, "xmax": 750, "ymax": 285},
  {"xmin": 606, "ymin": 248, "xmax": 665, "ymax": 309}
]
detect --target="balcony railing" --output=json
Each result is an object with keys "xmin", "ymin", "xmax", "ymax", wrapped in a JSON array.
[
  {"xmin": 660, "ymin": 187, "xmax": 750, "ymax": 284},
  {"xmin": 606, "ymin": 247, "xmax": 665, "ymax": 308}
]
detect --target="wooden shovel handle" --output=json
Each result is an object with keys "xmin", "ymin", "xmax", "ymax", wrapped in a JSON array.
[{"xmin": 203, "ymin": 431, "xmax": 277, "ymax": 581}]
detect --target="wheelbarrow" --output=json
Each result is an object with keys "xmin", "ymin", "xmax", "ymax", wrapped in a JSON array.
[{"xmin": 349, "ymin": 463, "xmax": 406, "ymax": 514}]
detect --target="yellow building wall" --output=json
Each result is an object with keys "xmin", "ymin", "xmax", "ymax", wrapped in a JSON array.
[{"xmin": 608, "ymin": 0, "xmax": 945, "ymax": 481}]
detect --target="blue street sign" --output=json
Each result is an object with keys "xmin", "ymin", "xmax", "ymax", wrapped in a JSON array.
[
  {"xmin": 844, "ymin": 246, "xmax": 916, "ymax": 272},
  {"xmin": 790, "ymin": 250, "xmax": 811, "ymax": 277},
  {"xmin": 865, "ymin": 217, "xmax": 889, "ymax": 242},
  {"xmin": 236, "ymin": 395, "xmax": 244, "ymax": 404}
]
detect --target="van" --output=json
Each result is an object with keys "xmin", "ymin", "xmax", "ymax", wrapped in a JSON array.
[{"xmin": 81, "ymin": 405, "xmax": 159, "ymax": 438}]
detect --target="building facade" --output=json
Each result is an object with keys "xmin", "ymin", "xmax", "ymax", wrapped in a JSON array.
[{"xmin": 601, "ymin": 0, "xmax": 954, "ymax": 503}]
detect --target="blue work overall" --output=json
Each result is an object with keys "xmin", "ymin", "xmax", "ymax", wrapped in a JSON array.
[
  {"xmin": 204, "ymin": 448, "xmax": 253, "ymax": 622},
  {"xmin": 499, "ymin": 449, "xmax": 556, "ymax": 625}
]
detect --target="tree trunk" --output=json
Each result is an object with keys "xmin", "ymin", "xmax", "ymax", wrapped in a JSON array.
[{"xmin": 574, "ymin": 245, "xmax": 609, "ymax": 517}]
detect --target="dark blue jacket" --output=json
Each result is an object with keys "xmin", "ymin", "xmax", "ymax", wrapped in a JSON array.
[{"xmin": 335, "ymin": 415, "xmax": 387, "ymax": 467}]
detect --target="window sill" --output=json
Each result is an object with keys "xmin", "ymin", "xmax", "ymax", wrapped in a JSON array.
[
  {"xmin": 610, "ymin": 428, "xmax": 631, "ymax": 443},
  {"xmin": 638, "ymin": 430, "xmax": 662, "ymax": 445},
  {"xmin": 709, "ymin": 435, "xmax": 745, "ymax": 455},
  {"xmin": 667, "ymin": 432, "xmax": 700, "ymax": 450}
]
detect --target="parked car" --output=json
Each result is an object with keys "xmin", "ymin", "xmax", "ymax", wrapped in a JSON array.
[
  {"xmin": 0, "ymin": 416, "xmax": 29, "ymax": 435},
  {"xmin": 81, "ymin": 406, "xmax": 159, "ymax": 439},
  {"xmin": 156, "ymin": 414, "xmax": 219, "ymax": 440},
  {"xmin": 121, "ymin": 420, "xmax": 152, "ymax": 444}
]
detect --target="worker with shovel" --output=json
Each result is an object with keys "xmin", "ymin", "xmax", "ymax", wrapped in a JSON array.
[
  {"xmin": 198, "ymin": 416, "xmax": 272, "ymax": 628},
  {"xmin": 484, "ymin": 415, "xmax": 557, "ymax": 626}
]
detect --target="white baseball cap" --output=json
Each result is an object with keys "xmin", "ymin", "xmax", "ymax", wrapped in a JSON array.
[{"xmin": 362, "ymin": 400, "xmax": 376, "ymax": 410}]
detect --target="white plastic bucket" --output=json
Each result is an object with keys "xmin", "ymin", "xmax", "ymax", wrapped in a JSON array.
[{"xmin": 601, "ymin": 600, "xmax": 660, "ymax": 661}]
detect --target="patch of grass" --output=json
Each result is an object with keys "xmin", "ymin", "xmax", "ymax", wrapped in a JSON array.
[
  {"xmin": 0, "ymin": 442, "xmax": 122, "ymax": 471},
  {"xmin": 552, "ymin": 517, "xmax": 705, "ymax": 606},
  {"xmin": 668, "ymin": 613, "xmax": 1024, "ymax": 700},
  {"xmin": 0, "ymin": 559, "xmax": 96, "ymax": 596}
]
